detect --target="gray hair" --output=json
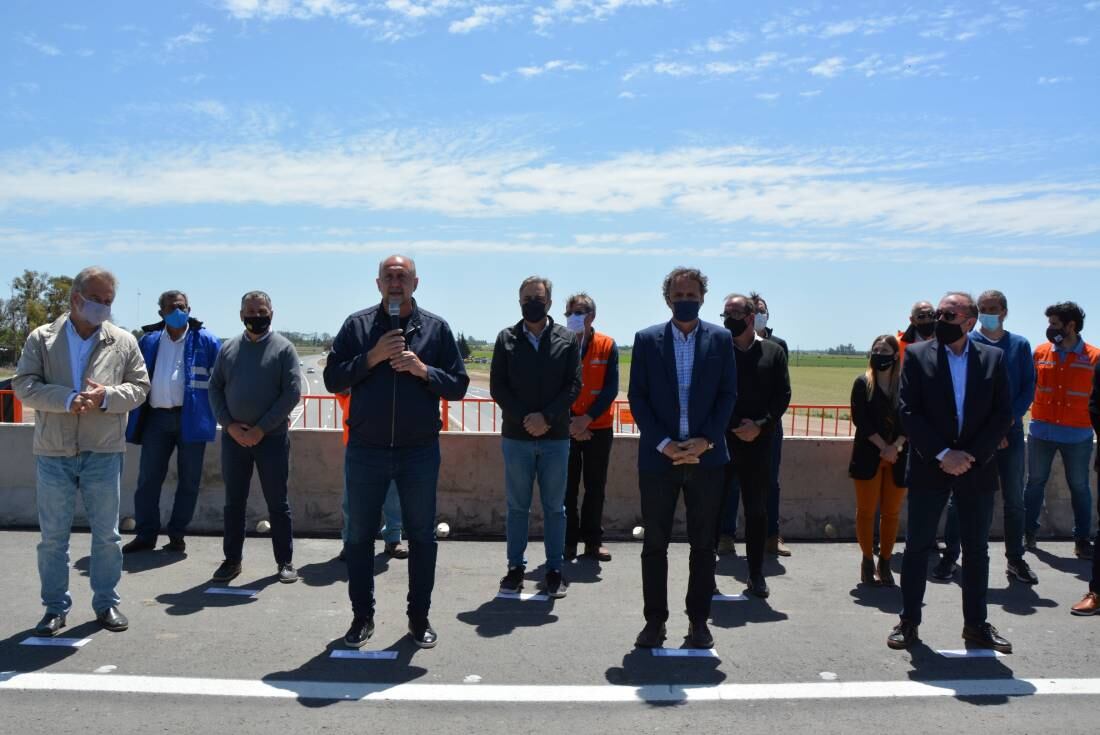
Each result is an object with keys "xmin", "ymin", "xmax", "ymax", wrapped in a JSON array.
[
  {"xmin": 240, "ymin": 290, "xmax": 272, "ymax": 309},
  {"xmin": 662, "ymin": 267, "xmax": 708, "ymax": 301},
  {"xmin": 519, "ymin": 276, "xmax": 552, "ymax": 300},
  {"xmin": 978, "ymin": 289, "xmax": 1008, "ymax": 312},
  {"xmin": 942, "ymin": 291, "xmax": 978, "ymax": 317},
  {"xmin": 70, "ymin": 266, "xmax": 118, "ymax": 299},
  {"xmin": 565, "ymin": 292, "xmax": 595, "ymax": 314},
  {"xmin": 158, "ymin": 290, "xmax": 189, "ymax": 311}
]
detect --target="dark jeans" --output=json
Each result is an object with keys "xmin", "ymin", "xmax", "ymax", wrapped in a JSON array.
[
  {"xmin": 1024, "ymin": 434, "xmax": 1094, "ymax": 541},
  {"xmin": 133, "ymin": 408, "xmax": 207, "ymax": 541},
  {"xmin": 345, "ymin": 442, "xmax": 440, "ymax": 622},
  {"xmin": 221, "ymin": 431, "xmax": 293, "ymax": 565},
  {"xmin": 944, "ymin": 423, "xmax": 1025, "ymax": 563},
  {"xmin": 639, "ymin": 464, "xmax": 724, "ymax": 624},
  {"xmin": 722, "ymin": 431, "xmax": 772, "ymax": 577},
  {"xmin": 901, "ymin": 480, "xmax": 996, "ymax": 626},
  {"xmin": 723, "ymin": 424, "xmax": 783, "ymax": 538},
  {"xmin": 1092, "ymin": 470, "xmax": 1100, "ymax": 594},
  {"xmin": 565, "ymin": 427, "xmax": 613, "ymax": 547}
]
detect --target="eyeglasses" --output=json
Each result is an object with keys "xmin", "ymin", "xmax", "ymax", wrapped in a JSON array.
[
  {"xmin": 913, "ymin": 312, "xmax": 935, "ymax": 321},
  {"xmin": 934, "ymin": 309, "xmax": 966, "ymax": 322},
  {"xmin": 720, "ymin": 311, "xmax": 751, "ymax": 320}
]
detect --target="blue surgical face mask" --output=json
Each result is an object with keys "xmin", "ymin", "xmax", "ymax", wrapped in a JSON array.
[
  {"xmin": 977, "ymin": 313, "xmax": 1001, "ymax": 331},
  {"xmin": 754, "ymin": 312, "xmax": 769, "ymax": 333},
  {"xmin": 77, "ymin": 295, "xmax": 112, "ymax": 327},
  {"xmin": 672, "ymin": 300, "xmax": 701, "ymax": 322},
  {"xmin": 164, "ymin": 308, "xmax": 189, "ymax": 329},
  {"xmin": 566, "ymin": 313, "xmax": 587, "ymax": 333}
]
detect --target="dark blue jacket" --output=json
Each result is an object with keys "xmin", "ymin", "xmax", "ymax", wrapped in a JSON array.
[
  {"xmin": 628, "ymin": 320, "xmax": 737, "ymax": 472},
  {"xmin": 323, "ymin": 300, "xmax": 469, "ymax": 448},
  {"xmin": 970, "ymin": 329, "xmax": 1035, "ymax": 423},
  {"xmin": 126, "ymin": 318, "xmax": 221, "ymax": 444}
]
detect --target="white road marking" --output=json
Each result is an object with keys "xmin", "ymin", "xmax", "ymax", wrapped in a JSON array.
[
  {"xmin": 495, "ymin": 592, "xmax": 550, "ymax": 602},
  {"xmin": 19, "ymin": 637, "xmax": 91, "ymax": 648},
  {"xmin": 205, "ymin": 587, "xmax": 258, "ymax": 597},
  {"xmin": 712, "ymin": 594, "xmax": 747, "ymax": 602},
  {"xmin": 330, "ymin": 651, "xmax": 399, "ymax": 661},
  {"xmin": 4, "ymin": 672, "xmax": 1100, "ymax": 703},
  {"xmin": 937, "ymin": 649, "xmax": 1006, "ymax": 659},
  {"xmin": 652, "ymin": 648, "xmax": 718, "ymax": 658}
]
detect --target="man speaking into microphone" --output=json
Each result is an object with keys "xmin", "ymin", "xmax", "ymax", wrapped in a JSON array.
[{"xmin": 324, "ymin": 255, "xmax": 469, "ymax": 650}]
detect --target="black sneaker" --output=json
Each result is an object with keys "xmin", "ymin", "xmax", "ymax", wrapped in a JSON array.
[
  {"xmin": 499, "ymin": 566, "xmax": 525, "ymax": 594},
  {"xmin": 165, "ymin": 535, "xmax": 186, "ymax": 553},
  {"xmin": 212, "ymin": 560, "xmax": 242, "ymax": 582},
  {"xmin": 1006, "ymin": 557, "xmax": 1038, "ymax": 584},
  {"xmin": 545, "ymin": 570, "xmax": 568, "ymax": 599},
  {"xmin": 887, "ymin": 620, "xmax": 919, "ymax": 650},
  {"xmin": 564, "ymin": 542, "xmax": 578, "ymax": 561},
  {"xmin": 747, "ymin": 574, "xmax": 770, "ymax": 598},
  {"xmin": 1075, "ymin": 539, "xmax": 1094, "ymax": 560},
  {"xmin": 344, "ymin": 616, "xmax": 375, "ymax": 648},
  {"xmin": 122, "ymin": 537, "xmax": 156, "ymax": 554},
  {"xmin": 962, "ymin": 622, "xmax": 1012, "ymax": 654},
  {"xmin": 1024, "ymin": 533, "xmax": 1037, "ymax": 552},
  {"xmin": 634, "ymin": 621, "xmax": 666, "ymax": 648},
  {"xmin": 687, "ymin": 620, "xmax": 714, "ymax": 649},
  {"xmin": 409, "ymin": 619, "xmax": 438, "ymax": 649},
  {"xmin": 278, "ymin": 563, "xmax": 299, "ymax": 583},
  {"xmin": 930, "ymin": 557, "xmax": 957, "ymax": 581}
]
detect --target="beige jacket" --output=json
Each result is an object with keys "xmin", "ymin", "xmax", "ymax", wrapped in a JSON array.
[{"xmin": 13, "ymin": 314, "xmax": 150, "ymax": 456}]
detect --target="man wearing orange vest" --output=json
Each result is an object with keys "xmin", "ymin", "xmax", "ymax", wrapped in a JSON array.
[
  {"xmin": 897, "ymin": 300, "xmax": 936, "ymax": 361},
  {"xmin": 1024, "ymin": 301, "xmax": 1098, "ymax": 561},
  {"xmin": 563, "ymin": 293, "xmax": 620, "ymax": 562}
]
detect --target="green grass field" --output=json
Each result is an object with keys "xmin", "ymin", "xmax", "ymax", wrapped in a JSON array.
[{"xmin": 467, "ymin": 348, "xmax": 864, "ymax": 406}]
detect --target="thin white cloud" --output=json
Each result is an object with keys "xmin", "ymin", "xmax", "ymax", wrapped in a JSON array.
[
  {"xmin": 21, "ymin": 34, "xmax": 61, "ymax": 56},
  {"xmin": 1067, "ymin": 35, "xmax": 1090, "ymax": 45},
  {"xmin": 799, "ymin": 89, "xmax": 821, "ymax": 97},
  {"xmin": 755, "ymin": 92, "xmax": 780, "ymax": 101},
  {"xmin": 449, "ymin": 4, "xmax": 512, "ymax": 33},
  {"xmin": 809, "ymin": 57, "xmax": 844, "ymax": 78},
  {"xmin": 165, "ymin": 23, "xmax": 213, "ymax": 51},
  {"xmin": 532, "ymin": 0, "xmax": 675, "ymax": 30},
  {"xmin": 1038, "ymin": 76, "xmax": 1071, "ymax": 84},
  {"xmin": 574, "ymin": 232, "xmax": 664, "ymax": 245},
  {"xmin": 485, "ymin": 59, "xmax": 585, "ymax": 81}
]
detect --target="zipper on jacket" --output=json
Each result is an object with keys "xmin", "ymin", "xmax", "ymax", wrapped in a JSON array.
[{"xmin": 390, "ymin": 367, "xmax": 397, "ymax": 448}]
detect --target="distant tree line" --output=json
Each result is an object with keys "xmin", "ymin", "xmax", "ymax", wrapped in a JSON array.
[{"xmin": 0, "ymin": 270, "xmax": 74, "ymax": 366}]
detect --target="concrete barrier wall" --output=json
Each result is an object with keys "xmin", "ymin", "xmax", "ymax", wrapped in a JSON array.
[{"xmin": 0, "ymin": 423, "xmax": 1092, "ymax": 540}]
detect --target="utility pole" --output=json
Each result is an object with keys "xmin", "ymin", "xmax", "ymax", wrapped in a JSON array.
[{"xmin": 136, "ymin": 289, "xmax": 141, "ymax": 327}]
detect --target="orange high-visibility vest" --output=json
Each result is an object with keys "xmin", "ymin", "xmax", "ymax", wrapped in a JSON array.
[
  {"xmin": 571, "ymin": 331, "xmax": 616, "ymax": 430},
  {"xmin": 1031, "ymin": 340, "xmax": 1100, "ymax": 429},
  {"xmin": 335, "ymin": 392, "xmax": 351, "ymax": 446}
]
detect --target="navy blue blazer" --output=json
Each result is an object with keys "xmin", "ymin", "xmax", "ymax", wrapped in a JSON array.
[
  {"xmin": 900, "ymin": 338, "xmax": 1011, "ymax": 492},
  {"xmin": 628, "ymin": 320, "xmax": 737, "ymax": 473}
]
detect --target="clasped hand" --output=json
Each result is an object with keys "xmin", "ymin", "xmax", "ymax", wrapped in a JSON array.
[
  {"xmin": 939, "ymin": 449, "xmax": 975, "ymax": 476},
  {"xmin": 368, "ymin": 329, "xmax": 427, "ymax": 379},
  {"xmin": 228, "ymin": 422, "xmax": 265, "ymax": 447},
  {"xmin": 69, "ymin": 380, "xmax": 107, "ymax": 414},
  {"xmin": 663, "ymin": 437, "xmax": 710, "ymax": 465}
]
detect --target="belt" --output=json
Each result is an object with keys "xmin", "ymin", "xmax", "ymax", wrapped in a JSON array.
[{"xmin": 151, "ymin": 406, "xmax": 183, "ymax": 413}]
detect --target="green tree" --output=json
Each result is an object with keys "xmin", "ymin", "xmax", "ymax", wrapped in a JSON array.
[{"xmin": 457, "ymin": 333, "xmax": 471, "ymax": 359}]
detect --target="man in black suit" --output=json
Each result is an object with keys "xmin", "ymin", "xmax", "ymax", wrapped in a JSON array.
[
  {"xmin": 887, "ymin": 292, "xmax": 1013, "ymax": 653},
  {"xmin": 628, "ymin": 267, "xmax": 737, "ymax": 649}
]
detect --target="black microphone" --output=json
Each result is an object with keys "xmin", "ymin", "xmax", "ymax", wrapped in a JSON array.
[{"xmin": 388, "ymin": 298, "xmax": 402, "ymax": 332}]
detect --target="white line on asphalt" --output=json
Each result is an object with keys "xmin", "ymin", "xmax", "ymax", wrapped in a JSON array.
[
  {"xmin": 3, "ymin": 673, "xmax": 1100, "ymax": 703},
  {"xmin": 495, "ymin": 592, "xmax": 550, "ymax": 602},
  {"xmin": 330, "ymin": 651, "xmax": 399, "ymax": 661},
  {"xmin": 937, "ymin": 649, "xmax": 1006, "ymax": 659},
  {"xmin": 205, "ymin": 588, "xmax": 259, "ymax": 597},
  {"xmin": 19, "ymin": 637, "xmax": 91, "ymax": 648},
  {"xmin": 652, "ymin": 648, "xmax": 718, "ymax": 658}
]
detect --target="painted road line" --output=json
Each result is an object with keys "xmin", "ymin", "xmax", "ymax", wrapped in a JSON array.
[
  {"xmin": 495, "ymin": 592, "xmax": 550, "ymax": 602},
  {"xmin": 712, "ymin": 594, "xmax": 747, "ymax": 602},
  {"xmin": 20, "ymin": 637, "xmax": 92, "ymax": 648},
  {"xmin": 937, "ymin": 649, "xmax": 1007, "ymax": 659},
  {"xmin": 652, "ymin": 648, "xmax": 719, "ymax": 658},
  {"xmin": 330, "ymin": 650, "xmax": 399, "ymax": 661},
  {"xmin": 205, "ymin": 587, "xmax": 259, "ymax": 597},
  {"xmin": 3, "ymin": 673, "xmax": 1100, "ymax": 703}
]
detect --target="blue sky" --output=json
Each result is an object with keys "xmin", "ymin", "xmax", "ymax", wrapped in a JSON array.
[{"xmin": 2, "ymin": 0, "xmax": 1098, "ymax": 350}]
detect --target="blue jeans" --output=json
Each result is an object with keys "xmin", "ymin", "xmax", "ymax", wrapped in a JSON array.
[
  {"xmin": 722, "ymin": 424, "xmax": 783, "ymax": 538},
  {"xmin": 132, "ymin": 408, "xmax": 207, "ymax": 541},
  {"xmin": 902, "ymin": 480, "xmax": 996, "ymax": 626},
  {"xmin": 1024, "ymin": 434, "xmax": 1094, "ymax": 541},
  {"xmin": 221, "ymin": 432, "xmax": 294, "ymax": 565},
  {"xmin": 944, "ymin": 423, "xmax": 1027, "ymax": 561},
  {"xmin": 36, "ymin": 452, "xmax": 124, "ymax": 615},
  {"xmin": 341, "ymin": 480, "xmax": 403, "ymax": 544},
  {"xmin": 502, "ymin": 438, "xmax": 569, "ymax": 572},
  {"xmin": 345, "ymin": 442, "xmax": 440, "ymax": 621}
]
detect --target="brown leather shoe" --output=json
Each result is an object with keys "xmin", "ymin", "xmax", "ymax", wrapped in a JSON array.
[
  {"xmin": 1071, "ymin": 591, "xmax": 1100, "ymax": 616},
  {"xmin": 384, "ymin": 541, "xmax": 409, "ymax": 559},
  {"xmin": 585, "ymin": 543, "xmax": 611, "ymax": 562},
  {"xmin": 766, "ymin": 535, "xmax": 792, "ymax": 557}
]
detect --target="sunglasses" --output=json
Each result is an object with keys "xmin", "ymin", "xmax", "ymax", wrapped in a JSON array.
[
  {"xmin": 913, "ymin": 312, "xmax": 935, "ymax": 321},
  {"xmin": 934, "ymin": 309, "xmax": 967, "ymax": 322}
]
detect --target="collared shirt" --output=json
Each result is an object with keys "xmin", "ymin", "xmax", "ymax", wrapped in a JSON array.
[
  {"xmin": 149, "ymin": 326, "xmax": 188, "ymax": 409},
  {"xmin": 672, "ymin": 322, "xmax": 698, "ymax": 441},
  {"xmin": 945, "ymin": 338, "xmax": 970, "ymax": 436},
  {"xmin": 64, "ymin": 318, "xmax": 100, "ymax": 411},
  {"xmin": 1030, "ymin": 338, "xmax": 1094, "ymax": 444},
  {"xmin": 522, "ymin": 320, "xmax": 547, "ymax": 351},
  {"xmin": 243, "ymin": 329, "xmax": 272, "ymax": 343}
]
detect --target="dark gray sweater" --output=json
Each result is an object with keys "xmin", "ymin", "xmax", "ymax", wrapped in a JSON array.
[{"xmin": 208, "ymin": 332, "xmax": 302, "ymax": 435}]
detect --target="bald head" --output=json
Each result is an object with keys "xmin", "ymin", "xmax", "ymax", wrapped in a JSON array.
[
  {"xmin": 379, "ymin": 254, "xmax": 416, "ymax": 277},
  {"xmin": 376, "ymin": 254, "xmax": 419, "ymax": 314}
]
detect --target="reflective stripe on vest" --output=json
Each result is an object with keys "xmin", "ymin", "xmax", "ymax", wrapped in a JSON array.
[
  {"xmin": 1031, "ymin": 341, "xmax": 1100, "ymax": 429},
  {"xmin": 572, "ymin": 331, "xmax": 615, "ymax": 430}
]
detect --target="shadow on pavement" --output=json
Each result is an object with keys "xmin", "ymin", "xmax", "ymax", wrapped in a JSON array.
[
  {"xmin": 455, "ymin": 596, "xmax": 559, "ymax": 637},
  {"xmin": 154, "ymin": 575, "xmax": 281, "ymax": 615},
  {"xmin": 605, "ymin": 646, "xmax": 727, "ymax": 702},
  {"xmin": 563, "ymin": 555, "xmax": 604, "ymax": 585},
  {"xmin": 849, "ymin": 582, "xmax": 903, "ymax": 614},
  {"xmin": 905, "ymin": 641, "xmax": 1035, "ymax": 705},
  {"xmin": 709, "ymin": 596, "xmax": 789, "ymax": 629},
  {"xmin": 1031, "ymin": 547, "xmax": 1091, "ymax": 583},
  {"xmin": 262, "ymin": 637, "xmax": 427, "ymax": 708},
  {"xmin": 0, "ymin": 621, "xmax": 104, "ymax": 674},
  {"xmin": 987, "ymin": 579, "xmax": 1058, "ymax": 616}
]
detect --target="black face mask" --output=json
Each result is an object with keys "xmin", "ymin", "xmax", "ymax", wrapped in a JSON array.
[
  {"xmin": 1046, "ymin": 327, "xmax": 1066, "ymax": 345},
  {"xmin": 724, "ymin": 317, "xmax": 750, "ymax": 337},
  {"xmin": 672, "ymin": 300, "xmax": 701, "ymax": 322},
  {"xmin": 521, "ymin": 300, "xmax": 547, "ymax": 323},
  {"xmin": 915, "ymin": 321, "xmax": 936, "ymax": 339},
  {"xmin": 871, "ymin": 354, "xmax": 896, "ymax": 372},
  {"xmin": 934, "ymin": 319, "xmax": 964, "ymax": 344},
  {"xmin": 243, "ymin": 315, "xmax": 272, "ymax": 335}
]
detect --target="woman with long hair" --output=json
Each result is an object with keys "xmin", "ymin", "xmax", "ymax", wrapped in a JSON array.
[{"xmin": 848, "ymin": 335, "xmax": 908, "ymax": 586}]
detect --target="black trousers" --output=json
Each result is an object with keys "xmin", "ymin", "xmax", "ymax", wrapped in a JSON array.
[
  {"xmin": 565, "ymin": 427, "xmax": 614, "ymax": 547},
  {"xmin": 1092, "ymin": 471, "xmax": 1100, "ymax": 595},
  {"xmin": 724, "ymin": 430, "xmax": 773, "ymax": 578},
  {"xmin": 639, "ymin": 464, "xmax": 724, "ymax": 624}
]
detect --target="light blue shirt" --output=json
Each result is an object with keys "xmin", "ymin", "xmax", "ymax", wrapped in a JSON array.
[
  {"xmin": 64, "ymin": 318, "xmax": 100, "ymax": 411},
  {"xmin": 656, "ymin": 323, "xmax": 699, "ymax": 452},
  {"xmin": 521, "ymin": 321, "xmax": 546, "ymax": 351},
  {"xmin": 1030, "ymin": 338, "xmax": 1094, "ymax": 444},
  {"xmin": 945, "ymin": 339, "xmax": 969, "ymax": 436}
]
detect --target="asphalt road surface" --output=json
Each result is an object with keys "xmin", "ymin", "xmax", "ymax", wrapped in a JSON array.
[{"xmin": 1, "ymin": 532, "xmax": 1098, "ymax": 733}]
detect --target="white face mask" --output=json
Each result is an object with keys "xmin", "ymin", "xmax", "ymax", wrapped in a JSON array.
[
  {"xmin": 78, "ymin": 295, "xmax": 112, "ymax": 327},
  {"xmin": 754, "ymin": 312, "xmax": 769, "ymax": 333},
  {"xmin": 566, "ymin": 313, "xmax": 587, "ymax": 333}
]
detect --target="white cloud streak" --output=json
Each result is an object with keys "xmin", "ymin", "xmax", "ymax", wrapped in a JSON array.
[
  {"xmin": 21, "ymin": 34, "xmax": 61, "ymax": 56},
  {"xmin": 449, "ymin": 4, "xmax": 512, "ymax": 32}
]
